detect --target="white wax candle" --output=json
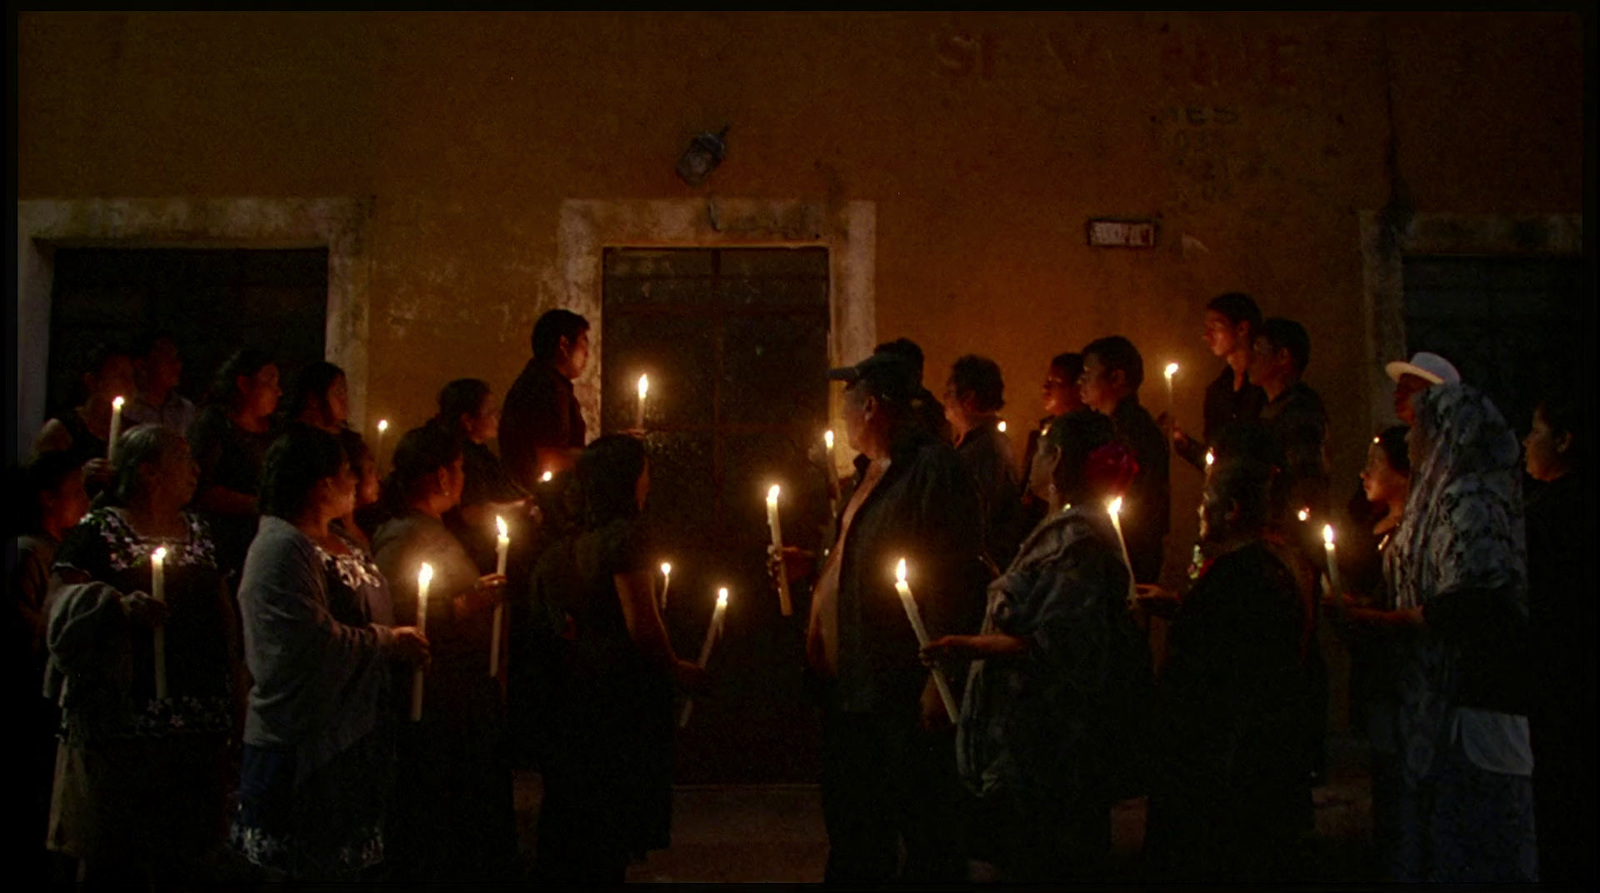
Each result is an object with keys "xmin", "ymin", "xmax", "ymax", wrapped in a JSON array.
[
  {"xmin": 659, "ymin": 562, "xmax": 672, "ymax": 611},
  {"xmin": 490, "ymin": 517, "xmax": 509, "ymax": 677},
  {"xmin": 680, "ymin": 587, "xmax": 728, "ymax": 727},
  {"xmin": 1107, "ymin": 497, "xmax": 1140, "ymax": 601},
  {"xmin": 823, "ymin": 430, "xmax": 841, "ymax": 520},
  {"xmin": 1164, "ymin": 363, "xmax": 1179, "ymax": 417},
  {"xmin": 1323, "ymin": 524, "xmax": 1344, "ymax": 599},
  {"xmin": 997, "ymin": 420, "xmax": 1007, "ymax": 433},
  {"xmin": 636, "ymin": 374, "xmax": 649, "ymax": 430},
  {"xmin": 375, "ymin": 419, "xmax": 388, "ymax": 473},
  {"xmin": 151, "ymin": 546, "xmax": 167, "ymax": 701},
  {"xmin": 1205, "ymin": 449, "xmax": 1214, "ymax": 469},
  {"xmin": 766, "ymin": 485, "xmax": 793, "ymax": 616},
  {"xmin": 894, "ymin": 559, "xmax": 959, "ymax": 724},
  {"xmin": 411, "ymin": 562, "xmax": 432, "ymax": 722},
  {"xmin": 108, "ymin": 396, "xmax": 125, "ymax": 462}
]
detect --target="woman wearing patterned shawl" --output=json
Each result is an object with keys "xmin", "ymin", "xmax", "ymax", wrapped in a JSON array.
[
  {"xmin": 922, "ymin": 409, "xmax": 1149, "ymax": 882},
  {"xmin": 1337, "ymin": 384, "xmax": 1536, "ymax": 882}
]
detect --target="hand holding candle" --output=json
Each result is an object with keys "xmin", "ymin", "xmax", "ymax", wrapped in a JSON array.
[
  {"xmin": 895, "ymin": 559, "xmax": 959, "ymax": 724},
  {"xmin": 1163, "ymin": 363, "xmax": 1179, "ymax": 418},
  {"xmin": 411, "ymin": 562, "xmax": 433, "ymax": 722},
  {"xmin": 489, "ymin": 517, "xmax": 509, "ymax": 677},
  {"xmin": 109, "ymin": 396, "xmax": 125, "ymax": 462},
  {"xmin": 151, "ymin": 546, "xmax": 167, "ymax": 700},
  {"xmin": 679, "ymin": 587, "xmax": 728, "ymax": 727},
  {"xmin": 765, "ymin": 485, "xmax": 794, "ymax": 616},
  {"xmin": 636, "ymin": 374, "xmax": 650, "ymax": 430},
  {"xmin": 659, "ymin": 562, "xmax": 672, "ymax": 611}
]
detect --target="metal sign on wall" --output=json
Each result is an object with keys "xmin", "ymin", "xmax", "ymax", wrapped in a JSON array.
[{"xmin": 1086, "ymin": 218, "xmax": 1158, "ymax": 248}]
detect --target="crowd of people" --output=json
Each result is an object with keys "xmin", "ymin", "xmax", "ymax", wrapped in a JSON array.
[{"xmin": 4, "ymin": 295, "xmax": 1591, "ymax": 885}]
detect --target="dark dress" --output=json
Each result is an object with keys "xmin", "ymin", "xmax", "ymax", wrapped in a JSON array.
[
  {"xmin": 46, "ymin": 509, "xmax": 235, "ymax": 868},
  {"xmin": 373, "ymin": 512, "xmax": 516, "ymax": 882},
  {"xmin": 188, "ymin": 406, "xmax": 275, "ymax": 580},
  {"xmin": 529, "ymin": 517, "xmax": 674, "ymax": 881}
]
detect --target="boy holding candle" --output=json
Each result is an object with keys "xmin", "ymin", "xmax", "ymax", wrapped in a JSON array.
[
  {"xmin": 1078, "ymin": 336, "xmax": 1170, "ymax": 586},
  {"xmin": 1169, "ymin": 293, "xmax": 1267, "ymax": 473},
  {"xmin": 501, "ymin": 310, "xmax": 590, "ymax": 488}
]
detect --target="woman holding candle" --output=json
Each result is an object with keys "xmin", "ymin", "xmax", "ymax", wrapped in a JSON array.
[
  {"xmin": 44, "ymin": 424, "xmax": 236, "ymax": 882},
  {"xmin": 370, "ymin": 423, "xmax": 514, "ymax": 882},
  {"xmin": 188, "ymin": 348, "xmax": 282, "ymax": 580},
  {"xmin": 33, "ymin": 343, "xmax": 137, "ymax": 497},
  {"xmin": 230, "ymin": 425, "xmax": 427, "ymax": 882},
  {"xmin": 433, "ymin": 379, "xmax": 531, "ymax": 574},
  {"xmin": 528, "ymin": 434, "xmax": 708, "ymax": 882},
  {"xmin": 921, "ymin": 409, "xmax": 1148, "ymax": 882}
]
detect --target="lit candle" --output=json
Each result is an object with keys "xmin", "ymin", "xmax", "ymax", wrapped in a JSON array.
[
  {"xmin": 410, "ymin": 562, "xmax": 433, "ymax": 722},
  {"xmin": 375, "ymin": 419, "xmax": 389, "ymax": 471},
  {"xmin": 997, "ymin": 420, "xmax": 1007, "ymax": 433},
  {"xmin": 489, "ymin": 518, "xmax": 509, "ymax": 677},
  {"xmin": 108, "ymin": 396, "xmax": 125, "ymax": 462},
  {"xmin": 765, "ymin": 485, "xmax": 794, "ymax": 616},
  {"xmin": 823, "ymin": 430, "xmax": 840, "ymax": 519},
  {"xmin": 894, "ymin": 559, "xmax": 959, "ymax": 724},
  {"xmin": 1163, "ymin": 362, "xmax": 1179, "ymax": 417},
  {"xmin": 659, "ymin": 562, "xmax": 672, "ymax": 611},
  {"xmin": 540, "ymin": 470, "xmax": 553, "ymax": 483},
  {"xmin": 1106, "ymin": 497, "xmax": 1140, "ymax": 602},
  {"xmin": 1323, "ymin": 524, "xmax": 1344, "ymax": 599},
  {"xmin": 1205, "ymin": 449, "xmax": 1214, "ymax": 469},
  {"xmin": 151, "ymin": 546, "xmax": 167, "ymax": 701},
  {"xmin": 1298, "ymin": 507, "xmax": 1311, "ymax": 523},
  {"xmin": 636, "ymin": 374, "xmax": 650, "ymax": 430},
  {"xmin": 679, "ymin": 587, "xmax": 729, "ymax": 727}
]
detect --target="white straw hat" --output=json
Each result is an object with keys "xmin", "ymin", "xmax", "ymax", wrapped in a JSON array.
[{"xmin": 1385, "ymin": 351, "xmax": 1461, "ymax": 386}]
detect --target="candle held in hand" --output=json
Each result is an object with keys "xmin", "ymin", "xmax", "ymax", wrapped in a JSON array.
[
  {"xmin": 109, "ymin": 396, "xmax": 125, "ymax": 462},
  {"xmin": 490, "ymin": 517, "xmax": 509, "ymax": 676},
  {"xmin": 375, "ymin": 419, "xmax": 389, "ymax": 472},
  {"xmin": 636, "ymin": 374, "xmax": 649, "ymax": 430},
  {"xmin": 765, "ymin": 485, "xmax": 794, "ymax": 616},
  {"xmin": 1322, "ymin": 524, "xmax": 1344, "ymax": 599},
  {"xmin": 411, "ymin": 563, "xmax": 433, "ymax": 722},
  {"xmin": 1106, "ymin": 497, "xmax": 1139, "ymax": 602},
  {"xmin": 659, "ymin": 562, "xmax": 672, "ymax": 611},
  {"xmin": 151, "ymin": 547, "xmax": 167, "ymax": 700},
  {"xmin": 894, "ymin": 559, "xmax": 959, "ymax": 724},
  {"xmin": 680, "ymin": 587, "xmax": 729, "ymax": 727},
  {"xmin": 1163, "ymin": 363, "xmax": 1179, "ymax": 417}
]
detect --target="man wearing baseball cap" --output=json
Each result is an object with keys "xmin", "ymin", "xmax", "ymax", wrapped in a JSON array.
[{"xmin": 1386, "ymin": 351, "xmax": 1461, "ymax": 425}]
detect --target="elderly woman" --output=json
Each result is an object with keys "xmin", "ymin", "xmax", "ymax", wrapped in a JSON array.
[
  {"xmin": 230, "ymin": 426, "xmax": 428, "ymax": 882},
  {"xmin": 1338, "ymin": 384, "xmax": 1537, "ymax": 882},
  {"xmin": 372, "ymin": 423, "xmax": 514, "ymax": 882},
  {"xmin": 44, "ymin": 425, "xmax": 236, "ymax": 882},
  {"xmin": 921, "ymin": 409, "xmax": 1148, "ymax": 882}
]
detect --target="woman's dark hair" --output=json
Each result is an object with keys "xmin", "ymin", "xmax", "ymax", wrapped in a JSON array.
[
  {"xmin": 1537, "ymin": 389, "xmax": 1586, "ymax": 472},
  {"xmin": 1375, "ymin": 425, "xmax": 1412, "ymax": 477},
  {"xmin": 259, "ymin": 426, "xmax": 347, "ymax": 520},
  {"xmin": 1040, "ymin": 408, "xmax": 1116, "ymax": 502},
  {"xmin": 12, "ymin": 451, "xmax": 87, "ymax": 536},
  {"xmin": 205, "ymin": 348, "xmax": 274, "ymax": 408},
  {"xmin": 107, "ymin": 424, "xmax": 185, "ymax": 508},
  {"xmin": 1204, "ymin": 456, "xmax": 1275, "ymax": 540},
  {"xmin": 950, "ymin": 354, "xmax": 1006, "ymax": 413},
  {"xmin": 65, "ymin": 341, "xmax": 133, "ymax": 409},
  {"xmin": 436, "ymin": 379, "xmax": 492, "ymax": 434},
  {"xmin": 281, "ymin": 361, "xmax": 345, "ymax": 426},
  {"xmin": 383, "ymin": 423, "xmax": 464, "ymax": 515},
  {"xmin": 1049, "ymin": 352, "xmax": 1084, "ymax": 384},
  {"xmin": 576, "ymin": 435, "xmax": 647, "ymax": 529}
]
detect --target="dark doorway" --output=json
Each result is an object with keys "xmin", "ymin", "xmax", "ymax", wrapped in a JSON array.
[
  {"xmin": 601, "ymin": 247, "xmax": 832, "ymax": 784},
  {"xmin": 47, "ymin": 248, "xmax": 329, "ymax": 422},
  {"xmin": 1402, "ymin": 255, "xmax": 1584, "ymax": 434}
]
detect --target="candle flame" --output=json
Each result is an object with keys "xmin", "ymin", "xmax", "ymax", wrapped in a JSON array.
[
  {"xmin": 716, "ymin": 587, "xmax": 728, "ymax": 609},
  {"xmin": 1205, "ymin": 450, "xmax": 1215, "ymax": 467},
  {"xmin": 151, "ymin": 546, "xmax": 167, "ymax": 563},
  {"xmin": 1298, "ymin": 508, "xmax": 1310, "ymax": 522},
  {"xmin": 113, "ymin": 395, "xmax": 125, "ymax": 409},
  {"xmin": 661, "ymin": 562, "xmax": 672, "ymax": 576},
  {"xmin": 1323, "ymin": 524, "xmax": 1336, "ymax": 547},
  {"xmin": 418, "ymin": 562, "xmax": 433, "ymax": 586},
  {"xmin": 895, "ymin": 557, "xmax": 908, "ymax": 584},
  {"xmin": 767, "ymin": 483, "xmax": 781, "ymax": 503},
  {"xmin": 824, "ymin": 429, "xmax": 834, "ymax": 450},
  {"xmin": 377, "ymin": 419, "xmax": 388, "ymax": 433},
  {"xmin": 1164, "ymin": 362, "xmax": 1180, "ymax": 379},
  {"xmin": 1373, "ymin": 436, "xmax": 1381, "ymax": 444},
  {"xmin": 997, "ymin": 420, "xmax": 1007, "ymax": 433},
  {"xmin": 637, "ymin": 374, "xmax": 649, "ymax": 400},
  {"xmin": 496, "ymin": 516, "xmax": 508, "ymax": 539},
  {"xmin": 1108, "ymin": 496, "xmax": 1123, "ymax": 517},
  {"xmin": 540, "ymin": 470, "xmax": 553, "ymax": 482}
]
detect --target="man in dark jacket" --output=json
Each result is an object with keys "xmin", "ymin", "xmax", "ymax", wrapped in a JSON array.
[
  {"xmin": 1170, "ymin": 292, "xmax": 1267, "ymax": 472},
  {"xmin": 1249, "ymin": 318, "xmax": 1331, "ymax": 526},
  {"xmin": 501, "ymin": 309, "xmax": 590, "ymax": 488},
  {"xmin": 1079, "ymin": 336, "xmax": 1170, "ymax": 585},
  {"xmin": 942, "ymin": 354, "xmax": 1025, "ymax": 572}
]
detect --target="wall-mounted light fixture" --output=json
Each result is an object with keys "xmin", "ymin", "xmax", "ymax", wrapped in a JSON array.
[{"xmin": 676, "ymin": 126, "xmax": 729, "ymax": 187}]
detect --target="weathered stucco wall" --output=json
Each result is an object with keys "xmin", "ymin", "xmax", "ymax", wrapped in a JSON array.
[{"xmin": 17, "ymin": 12, "xmax": 1585, "ymax": 576}]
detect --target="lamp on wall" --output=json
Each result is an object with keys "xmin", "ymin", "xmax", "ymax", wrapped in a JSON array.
[{"xmin": 676, "ymin": 126, "xmax": 729, "ymax": 187}]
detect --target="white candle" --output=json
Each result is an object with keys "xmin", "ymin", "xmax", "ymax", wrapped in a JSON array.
[
  {"xmin": 1164, "ymin": 363, "xmax": 1179, "ymax": 417},
  {"xmin": 997, "ymin": 420, "xmax": 1007, "ymax": 433},
  {"xmin": 1298, "ymin": 507, "xmax": 1311, "ymax": 523},
  {"xmin": 823, "ymin": 430, "xmax": 840, "ymax": 520},
  {"xmin": 411, "ymin": 562, "xmax": 432, "ymax": 722},
  {"xmin": 1107, "ymin": 497, "xmax": 1140, "ymax": 601},
  {"xmin": 540, "ymin": 470, "xmax": 553, "ymax": 483},
  {"xmin": 765, "ymin": 485, "xmax": 794, "ymax": 616},
  {"xmin": 894, "ymin": 559, "xmax": 959, "ymax": 724},
  {"xmin": 1205, "ymin": 449, "xmax": 1214, "ymax": 469},
  {"xmin": 489, "ymin": 517, "xmax": 509, "ymax": 677},
  {"xmin": 679, "ymin": 587, "xmax": 728, "ymax": 727},
  {"xmin": 659, "ymin": 562, "xmax": 672, "ymax": 611},
  {"xmin": 375, "ymin": 419, "xmax": 388, "ymax": 471},
  {"xmin": 1323, "ymin": 524, "xmax": 1344, "ymax": 599},
  {"xmin": 108, "ymin": 396, "xmax": 125, "ymax": 462},
  {"xmin": 636, "ymin": 374, "xmax": 650, "ymax": 430},
  {"xmin": 151, "ymin": 546, "xmax": 167, "ymax": 701}
]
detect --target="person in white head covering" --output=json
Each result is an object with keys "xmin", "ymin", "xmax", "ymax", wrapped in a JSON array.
[{"xmin": 1385, "ymin": 352, "xmax": 1461, "ymax": 426}]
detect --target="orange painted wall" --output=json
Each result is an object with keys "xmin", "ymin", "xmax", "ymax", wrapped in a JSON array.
[{"xmin": 18, "ymin": 11, "xmax": 1585, "ymax": 579}]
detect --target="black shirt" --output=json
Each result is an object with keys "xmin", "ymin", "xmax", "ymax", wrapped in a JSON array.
[
  {"xmin": 1109, "ymin": 396, "xmax": 1171, "ymax": 585},
  {"xmin": 500, "ymin": 360, "xmax": 585, "ymax": 490},
  {"xmin": 955, "ymin": 418, "xmax": 1025, "ymax": 571},
  {"xmin": 1258, "ymin": 381, "xmax": 1331, "ymax": 523},
  {"xmin": 1176, "ymin": 365, "xmax": 1266, "ymax": 471}
]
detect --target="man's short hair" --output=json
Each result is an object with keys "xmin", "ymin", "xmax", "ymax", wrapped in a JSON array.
[
  {"xmin": 949, "ymin": 354, "xmax": 1005, "ymax": 413},
  {"xmin": 1050, "ymin": 352, "xmax": 1084, "ymax": 383},
  {"xmin": 873, "ymin": 338, "xmax": 926, "ymax": 383},
  {"xmin": 531, "ymin": 310, "xmax": 590, "ymax": 362},
  {"xmin": 1206, "ymin": 292, "xmax": 1263, "ymax": 332},
  {"xmin": 1082, "ymin": 336, "xmax": 1145, "ymax": 390},
  {"xmin": 1258, "ymin": 318, "xmax": 1311, "ymax": 375}
]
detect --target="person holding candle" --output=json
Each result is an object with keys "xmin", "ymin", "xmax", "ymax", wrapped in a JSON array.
[
  {"xmin": 370, "ymin": 423, "xmax": 514, "ymax": 882},
  {"xmin": 188, "ymin": 348, "xmax": 282, "ymax": 581},
  {"xmin": 1248, "ymin": 318, "xmax": 1330, "ymax": 530},
  {"xmin": 501, "ymin": 309, "xmax": 591, "ymax": 488},
  {"xmin": 433, "ymin": 379, "xmax": 531, "ymax": 574},
  {"xmin": 230, "ymin": 425, "xmax": 428, "ymax": 882},
  {"xmin": 125, "ymin": 332, "xmax": 198, "ymax": 437},
  {"xmin": 1168, "ymin": 293, "xmax": 1267, "ymax": 473},
  {"xmin": 1144, "ymin": 455, "xmax": 1316, "ymax": 882},
  {"xmin": 1078, "ymin": 336, "xmax": 1170, "ymax": 586},
  {"xmin": 942, "ymin": 354, "xmax": 1027, "ymax": 572},
  {"xmin": 33, "ymin": 342, "xmax": 136, "ymax": 498},
  {"xmin": 921, "ymin": 409, "xmax": 1149, "ymax": 882},
  {"xmin": 44, "ymin": 424, "xmax": 237, "ymax": 883},
  {"xmin": 526, "ymin": 434, "xmax": 708, "ymax": 882}
]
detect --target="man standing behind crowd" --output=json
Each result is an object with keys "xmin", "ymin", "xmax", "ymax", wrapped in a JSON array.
[
  {"xmin": 1249, "ymin": 318, "xmax": 1331, "ymax": 523},
  {"xmin": 1079, "ymin": 336, "xmax": 1170, "ymax": 585},
  {"xmin": 125, "ymin": 332, "xmax": 197, "ymax": 435},
  {"xmin": 806, "ymin": 352, "xmax": 985, "ymax": 884},
  {"xmin": 501, "ymin": 310, "xmax": 590, "ymax": 489},
  {"xmin": 942, "ymin": 354, "xmax": 1025, "ymax": 573},
  {"xmin": 1170, "ymin": 293, "xmax": 1266, "ymax": 471}
]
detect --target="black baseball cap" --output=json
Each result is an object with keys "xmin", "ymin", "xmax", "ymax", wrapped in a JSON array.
[{"xmin": 827, "ymin": 353, "xmax": 918, "ymax": 404}]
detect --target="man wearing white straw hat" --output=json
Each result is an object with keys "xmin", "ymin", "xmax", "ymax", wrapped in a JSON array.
[{"xmin": 1385, "ymin": 351, "xmax": 1461, "ymax": 426}]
